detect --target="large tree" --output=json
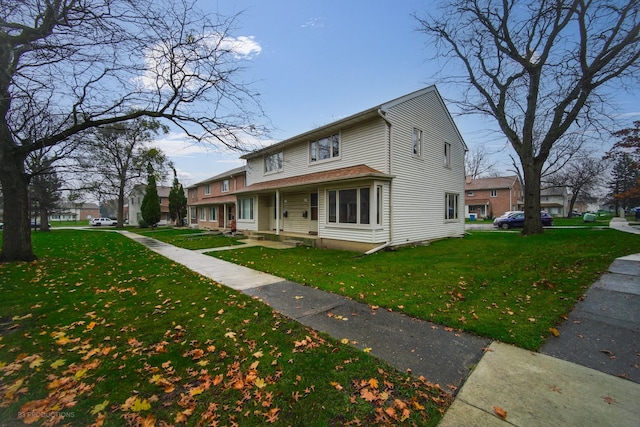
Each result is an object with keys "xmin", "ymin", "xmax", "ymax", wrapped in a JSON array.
[
  {"xmin": 417, "ymin": 0, "xmax": 640, "ymax": 235},
  {"xmin": 78, "ymin": 118, "xmax": 169, "ymax": 227},
  {"xmin": 0, "ymin": 0, "xmax": 265, "ymax": 262}
]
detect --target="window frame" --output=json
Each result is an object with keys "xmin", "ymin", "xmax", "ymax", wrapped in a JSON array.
[
  {"xmin": 444, "ymin": 142, "xmax": 451, "ymax": 168},
  {"xmin": 264, "ymin": 151, "xmax": 283, "ymax": 174},
  {"xmin": 204, "ymin": 184, "xmax": 211, "ymax": 195},
  {"xmin": 412, "ymin": 128, "xmax": 423, "ymax": 157},
  {"xmin": 238, "ymin": 197, "xmax": 254, "ymax": 220},
  {"xmin": 445, "ymin": 192, "xmax": 459, "ymax": 221},
  {"xmin": 221, "ymin": 179, "xmax": 230, "ymax": 192},
  {"xmin": 310, "ymin": 133, "xmax": 340, "ymax": 163},
  {"xmin": 326, "ymin": 185, "xmax": 374, "ymax": 226},
  {"xmin": 199, "ymin": 207, "xmax": 206, "ymax": 221},
  {"xmin": 489, "ymin": 189, "xmax": 497, "ymax": 197},
  {"xmin": 209, "ymin": 206, "xmax": 217, "ymax": 221}
]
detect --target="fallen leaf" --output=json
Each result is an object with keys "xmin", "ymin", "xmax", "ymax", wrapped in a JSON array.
[
  {"xmin": 90, "ymin": 400, "xmax": 109, "ymax": 415},
  {"xmin": 549, "ymin": 327, "xmax": 560, "ymax": 337},
  {"xmin": 603, "ymin": 396, "xmax": 615, "ymax": 405},
  {"xmin": 493, "ymin": 406, "xmax": 507, "ymax": 420}
]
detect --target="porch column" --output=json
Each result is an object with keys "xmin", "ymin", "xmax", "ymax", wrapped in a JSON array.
[
  {"xmin": 275, "ymin": 190, "xmax": 280, "ymax": 236},
  {"xmin": 223, "ymin": 204, "xmax": 227, "ymax": 228}
]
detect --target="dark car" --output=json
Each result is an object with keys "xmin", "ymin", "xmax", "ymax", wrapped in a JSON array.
[{"xmin": 493, "ymin": 211, "xmax": 553, "ymax": 229}]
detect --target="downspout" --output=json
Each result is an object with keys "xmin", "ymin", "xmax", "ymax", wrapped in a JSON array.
[{"xmin": 377, "ymin": 108, "xmax": 393, "ymax": 247}]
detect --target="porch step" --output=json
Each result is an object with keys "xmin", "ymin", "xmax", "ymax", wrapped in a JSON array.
[
  {"xmin": 248, "ymin": 235, "xmax": 265, "ymax": 241},
  {"xmin": 282, "ymin": 240, "xmax": 302, "ymax": 247}
]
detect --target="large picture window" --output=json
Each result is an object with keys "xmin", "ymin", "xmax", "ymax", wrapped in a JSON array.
[
  {"xmin": 445, "ymin": 193, "xmax": 459, "ymax": 220},
  {"xmin": 327, "ymin": 187, "xmax": 371, "ymax": 225},
  {"xmin": 238, "ymin": 197, "xmax": 254, "ymax": 220},
  {"xmin": 310, "ymin": 134, "xmax": 340, "ymax": 162},
  {"xmin": 265, "ymin": 151, "xmax": 283, "ymax": 173}
]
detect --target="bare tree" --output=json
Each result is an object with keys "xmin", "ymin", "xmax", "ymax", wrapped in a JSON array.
[
  {"xmin": 416, "ymin": 0, "xmax": 640, "ymax": 235},
  {"xmin": 76, "ymin": 118, "xmax": 169, "ymax": 227},
  {"xmin": 0, "ymin": 0, "xmax": 266, "ymax": 261},
  {"xmin": 465, "ymin": 145, "xmax": 499, "ymax": 178},
  {"xmin": 545, "ymin": 155, "xmax": 607, "ymax": 217}
]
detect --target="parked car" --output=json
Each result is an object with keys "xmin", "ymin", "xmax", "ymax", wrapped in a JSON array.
[
  {"xmin": 493, "ymin": 211, "xmax": 553, "ymax": 229},
  {"xmin": 0, "ymin": 222, "xmax": 3, "ymax": 230},
  {"xmin": 90, "ymin": 218, "xmax": 117, "ymax": 226}
]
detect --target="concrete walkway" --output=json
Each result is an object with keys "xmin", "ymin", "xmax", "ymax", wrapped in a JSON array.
[{"xmin": 120, "ymin": 221, "xmax": 640, "ymax": 426}]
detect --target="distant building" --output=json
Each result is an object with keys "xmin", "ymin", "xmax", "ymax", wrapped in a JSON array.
[
  {"xmin": 126, "ymin": 185, "xmax": 178, "ymax": 226},
  {"xmin": 465, "ymin": 176, "xmax": 523, "ymax": 219},
  {"xmin": 49, "ymin": 202, "xmax": 100, "ymax": 222}
]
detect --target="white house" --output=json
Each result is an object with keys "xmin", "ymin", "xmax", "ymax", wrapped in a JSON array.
[{"xmin": 234, "ymin": 86, "xmax": 468, "ymax": 251}]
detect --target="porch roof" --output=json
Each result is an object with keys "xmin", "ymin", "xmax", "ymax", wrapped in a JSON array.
[
  {"xmin": 189, "ymin": 194, "xmax": 237, "ymax": 206},
  {"xmin": 236, "ymin": 164, "xmax": 393, "ymax": 194}
]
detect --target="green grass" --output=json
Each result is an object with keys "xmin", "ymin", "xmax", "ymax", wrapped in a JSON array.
[
  {"xmin": 210, "ymin": 228, "xmax": 640, "ymax": 350},
  {"xmin": 0, "ymin": 230, "xmax": 448, "ymax": 426},
  {"xmin": 131, "ymin": 227, "xmax": 245, "ymax": 249}
]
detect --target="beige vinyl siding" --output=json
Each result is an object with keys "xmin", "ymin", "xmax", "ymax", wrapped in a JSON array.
[
  {"xmin": 385, "ymin": 89, "xmax": 465, "ymax": 245},
  {"xmin": 245, "ymin": 118, "xmax": 389, "ymax": 185}
]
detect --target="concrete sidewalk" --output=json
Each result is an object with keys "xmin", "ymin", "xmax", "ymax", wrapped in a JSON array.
[{"xmin": 120, "ymin": 224, "xmax": 640, "ymax": 426}]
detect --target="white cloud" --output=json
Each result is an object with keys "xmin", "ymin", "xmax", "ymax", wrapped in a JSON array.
[
  {"xmin": 219, "ymin": 35, "xmax": 262, "ymax": 59},
  {"xmin": 301, "ymin": 17, "xmax": 325, "ymax": 29}
]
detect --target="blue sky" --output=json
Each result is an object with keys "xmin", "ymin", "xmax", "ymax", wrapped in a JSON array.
[{"xmin": 160, "ymin": 0, "xmax": 640, "ymax": 187}]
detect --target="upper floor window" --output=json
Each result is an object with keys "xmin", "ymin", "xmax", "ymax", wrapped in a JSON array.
[
  {"xmin": 204, "ymin": 184, "xmax": 211, "ymax": 195},
  {"xmin": 467, "ymin": 191, "xmax": 474, "ymax": 196},
  {"xmin": 412, "ymin": 128, "xmax": 422, "ymax": 157},
  {"xmin": 265, "ymin": 151, "xmax": 283, "ymax": 173},
  {"xmin": 310, "ymin": 133, "xmax": 340, "ymax": 162},
  {"xmin": 444, "ymin": 142, "xmax": 451, "ymax": 167},
  {"xmin": 221, "ymin": 179, "xmax": 229, "ymax": 192},
  {"xmin": 490, "ymin": 189, "xmax": 497, "ymax": 197}
]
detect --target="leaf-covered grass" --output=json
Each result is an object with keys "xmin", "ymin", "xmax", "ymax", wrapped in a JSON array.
[
  {"xmin": 0, "ymin": 230, "xmax": 449, "ymax": 426},
  {"xmin": 131, "ymin": 227, "xmax": 245, "ymax": 249},
  {"xmin": 210, "ymin": 228, "xmax": 640, "ymax": 350}
]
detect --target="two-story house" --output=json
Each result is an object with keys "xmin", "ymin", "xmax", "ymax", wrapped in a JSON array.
[
  {"xmin": 187, "ymin": 166, "xmax": 246, "ymax": 230},
  {"xmin": 465, "ymin": 176, "xmax": 523, "ymax": 219},
  {"xmin": 127, "ymin": 185, "xmax": 175, "ymax": 226},
  {"xmin": 231, "ymin": 86, "xmax": 467, "ymax": 251},
  {"xmin": 540, "ymin": 186, "xmax": 570, "ymax": 217}
]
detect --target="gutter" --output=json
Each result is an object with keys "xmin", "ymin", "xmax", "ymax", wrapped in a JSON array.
[{"xmin": 378, "ymin": 108, "xmax": 394, "ymax": 247}]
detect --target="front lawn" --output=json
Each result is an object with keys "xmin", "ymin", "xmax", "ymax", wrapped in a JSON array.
[
  {"xmin": 0, "ymin": 230, "xmax": 448, "ymax": 426},
  {"xmin": 209, "ymin": 228, "xmax": 640, "ymax": 350},
  {"xmin": 132, "ymin": 227, "xmax": 245, "ymax": 249}
]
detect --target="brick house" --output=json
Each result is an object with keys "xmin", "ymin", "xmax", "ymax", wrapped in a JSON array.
[{"xmin": 465, "ymin": 176, "xmax": 523, "ymax": 219}]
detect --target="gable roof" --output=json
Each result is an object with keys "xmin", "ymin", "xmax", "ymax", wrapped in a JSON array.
[
  {"xmin": 242, "ymin": 85, "xmax": 467, "ymax": 159},
  {"xmin": 188, "ymin": 166, "xmax": 246, "ymax": 189},
  {"xmin": 466, "ymin": 176, "xmax": 520, "ymax": 190},
  {"xmin": 235, "ymin": 164, "xmax": 393, "ymax": 194}
]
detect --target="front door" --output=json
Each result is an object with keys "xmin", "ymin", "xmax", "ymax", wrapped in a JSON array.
[{"xmin": 309, "ymin": 192, "xmax": 318, "ymax": 234}]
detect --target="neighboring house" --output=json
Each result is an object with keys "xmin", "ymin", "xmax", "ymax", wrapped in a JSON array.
[
  {"xmin": 187, "ymin": 166, "xmax": 246, "ymax": 230},
  {"xmin": 127, "ymin": 185, "xmax": 175, "ymax": 226},
  {"xmin": 49, "ymin": 202, "xmax": 100, "ymax": 222},
  {"xmin": 540, "ymin": 186, "xmax": 571, "ymax": 217},
  {"xmin": 230, "ymin": 86, "xmax": 467, "ymax": 251},
  {"xmin": 465, "ymin": 176, "xmax": 523, "ymax": 219}
]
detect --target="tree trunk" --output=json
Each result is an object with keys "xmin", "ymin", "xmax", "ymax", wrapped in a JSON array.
[
  {"xmin": 0, "ymin": 151, "xmax": 36, "ymax": 262},
  {"xmin": 521, "ymin": 160, "xmax": 544, "ymax": 235},
  {"xmin": 117, "ymin": 182, "xmax": 126, "ymax": 228},
  {"xmin": 39, "ymin": 205, "xmax": 51, "ymax": 232}
]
